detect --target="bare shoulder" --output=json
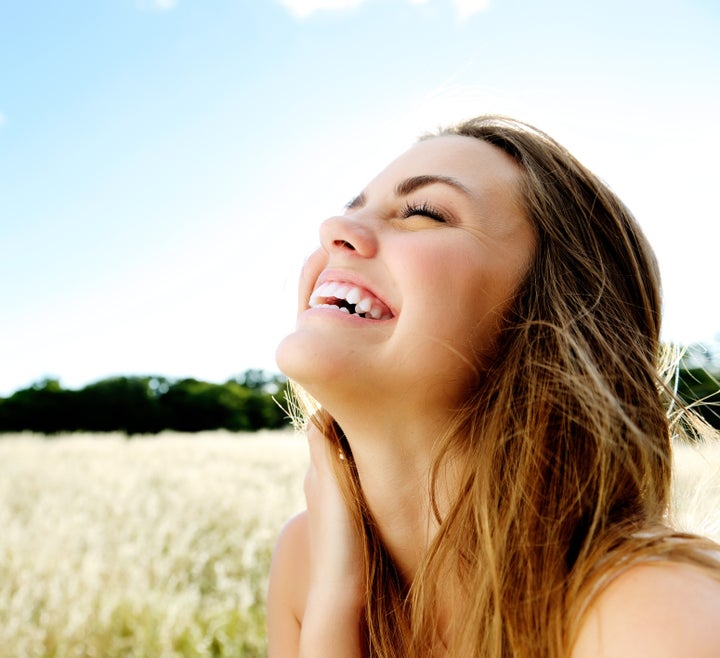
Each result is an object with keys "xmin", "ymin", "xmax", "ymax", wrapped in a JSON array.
[
  {"xmin": 571, "ymin": 560, "xmax": 720, "ymax": 658},
  {"xmin": 266, "ymin": 511, "xmax": 310, "ymax": 658}
]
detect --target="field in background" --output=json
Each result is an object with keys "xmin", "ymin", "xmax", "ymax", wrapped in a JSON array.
[
  {"xmin": 670, "ymin": 439, "xmax": 720, "ymax": 540},
  {"xmin": 0, "ymin": 431, "xmax": 307, "ymax": 658},
  {"xmin": 0, "ymin": 431, "xmax": 718, "ymax": 657}
]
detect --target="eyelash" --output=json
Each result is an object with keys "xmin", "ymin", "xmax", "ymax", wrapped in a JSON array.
[{"xmin": 399, "ymin": 201, "xmax": 447, "ymax": 223}]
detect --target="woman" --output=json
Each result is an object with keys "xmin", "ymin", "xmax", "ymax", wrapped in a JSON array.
[{"xmin": 267, "ymin": 115, "xmax": 720, "ymax": 657}]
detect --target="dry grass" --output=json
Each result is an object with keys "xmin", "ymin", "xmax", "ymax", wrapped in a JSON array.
[
  {"xmin": 0, "ymin": 431, "xmax": 718, "ymax": 657},
  {"xmin": 671, "ymin": 439, "xmax": 720, "ymax": 541},
  {"xmin": 0, "ymin": 430, "xmax": 307, "ymax": 658}
]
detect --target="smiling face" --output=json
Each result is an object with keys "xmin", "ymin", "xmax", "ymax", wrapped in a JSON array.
[{"xmin": 276, "ymin": 135, "xmax": 536, "ymax": 416}]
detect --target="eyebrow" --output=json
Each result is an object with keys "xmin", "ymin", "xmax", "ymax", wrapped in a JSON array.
[
  {"xmin": 346, "ymin": 174, "xmax": 473, "ymax": 210},
  {"xmin": 396, "ymin": 174, "xmax": 473, "ymax": 198}
]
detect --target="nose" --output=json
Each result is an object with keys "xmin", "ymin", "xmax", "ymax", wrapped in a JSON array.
[{"xmin": 319, "ymin": 215, "xmax": 378, "ymax": 258}]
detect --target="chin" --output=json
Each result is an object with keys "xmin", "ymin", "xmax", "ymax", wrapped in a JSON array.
[
  {"xmin": 276, "ymin": 328, "xmax": 380, "ymax": 414},
  {"xmin": 275, "ymin": 328, "xmax": 338, "ymax": 389},
  {"xmin": 275, "ymin": 331, "xmax": 303, "ymax": 381}
]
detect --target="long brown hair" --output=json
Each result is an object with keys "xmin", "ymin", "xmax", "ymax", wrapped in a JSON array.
[{"xmin": 296, "ymin": 115, "xmax": 720, "ymax": 657}]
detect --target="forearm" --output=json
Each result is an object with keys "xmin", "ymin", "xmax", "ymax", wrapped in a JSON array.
[{"xmin": 299, "ymin": 592, "xmax": 364, "ymax": 658}]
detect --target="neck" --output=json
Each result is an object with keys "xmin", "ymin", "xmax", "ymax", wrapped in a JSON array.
[{"xmin": 332, "ymin": 407, "xmax": 454, "ymax": 583}]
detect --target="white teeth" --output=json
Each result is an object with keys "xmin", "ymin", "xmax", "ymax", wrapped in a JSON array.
[
  {"xmin": 309, "ymin": 282, "xmax": 332, "ymax": 306},
  {"xmin": 320, "ymin": 282, "xmax": 338, "ymax": 296},
  {"xmin": 309, "ymin": 279, "xmax": 393, "ymax": 320},
  {"xmin": 345, "ymin": 287, "xmax": 361, "ymax": 305},
  {"xmin": 314, "ymin": 303, "xmax": 349, "ymax": 313},
  {"xmin": 322, "ymin": 281, "xmax": 340, "ymax": 297},
  {"xmin": 355, "ymin": 297, "xmax": 372, "ymax": 314}
]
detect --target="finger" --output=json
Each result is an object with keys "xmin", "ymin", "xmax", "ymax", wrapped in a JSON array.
[{"xmin": 306, "ymin": 418, "xmax": 337, "ymax": 471}]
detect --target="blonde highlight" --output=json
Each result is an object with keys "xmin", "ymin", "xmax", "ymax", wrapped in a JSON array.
[{"xmin": 289, "ymin": 115, "xmax": 720, "ymax": 657}]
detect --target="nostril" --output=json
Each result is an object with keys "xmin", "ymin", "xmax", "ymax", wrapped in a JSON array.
[
  {"xmin": 334, "ymin": 239, "xmax": 356, "ymax": 250},
  {"xmin": 319, "ymin": 216, "xmax": 375, "ymax": 257}
]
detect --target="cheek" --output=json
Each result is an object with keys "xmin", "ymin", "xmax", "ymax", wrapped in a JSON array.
[
  {"xmin": 296, "ymin": 249, "xmax": 326, "ymax": 314},
  {"xmin": 438, "ymin": 259, "xmax": 519, "ymax": 352},
  {"xmin": 466, "ymin": 261, "xmax": 530, "ymax": 357}
]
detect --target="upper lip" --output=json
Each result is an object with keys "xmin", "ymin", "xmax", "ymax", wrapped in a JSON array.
[{"xmin": 308, "ymin": 269, "xmax": 395, "ymax": 320}]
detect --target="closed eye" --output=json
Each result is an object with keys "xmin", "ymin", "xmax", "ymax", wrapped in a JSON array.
[{"xmin": 399, "ymin": 201, "xmax": 447, "ymax": 223}]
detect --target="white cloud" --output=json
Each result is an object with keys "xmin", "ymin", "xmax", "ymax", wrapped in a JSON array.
[
  {"xmin": 278, "ymin": 0, "xmax": 488, "ymax": 20},
  {"xmin": 452, "ymin": 0, "xmax": 490, "ymax": 20},
  {"xmin": 279, "ymin": 0, "xmax": 366, "ymax": 19},
  {"xmin": 136, "ymin": 0, "xmax": 177, "ymax": 11}
]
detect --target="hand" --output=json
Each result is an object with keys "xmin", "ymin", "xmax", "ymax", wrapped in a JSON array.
[
  {"xmin": 303, "ymin": 421, "xmax": 365, "ymax": 602},
  {"xmin": 299, "ymin": 421, "xmax": 365, "ymax": 656}
]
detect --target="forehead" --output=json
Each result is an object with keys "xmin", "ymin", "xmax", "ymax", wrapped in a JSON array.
[
  {"xmin": 363, "ymin": 135, "xmax": 529, "ymax": 241},
  {"xmin": 369, "ymin": 134, "xmax": 524, "ymax": 199}
]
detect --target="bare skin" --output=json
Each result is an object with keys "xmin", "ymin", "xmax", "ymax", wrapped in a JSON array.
[
  {"xmin": 570, "ymin": 562, "xmax": 720, "ymax": 658},
  {"xmin": 268, "ymin": 433, "xmax": 720, "ymax": 658},
  {"xmin": 267, "ymin": 135, "xmax": 720, "ymax": 656},
  {"xmin": 267, "ymin": 425, "xmax": 363, "ymax": 657}
]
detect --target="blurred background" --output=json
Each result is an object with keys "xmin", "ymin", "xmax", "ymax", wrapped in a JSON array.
[
  {"xmin": 1, "ymin": 5, "xmax": 718, "ymax": 655},
  {"xmin": 2, "ymin": 0, "xmax": 719, "ymax": 397}
]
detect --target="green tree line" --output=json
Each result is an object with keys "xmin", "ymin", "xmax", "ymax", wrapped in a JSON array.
[
  {"xmin": 675, "ymin": 343, "xmax": 720, "ymax": 431},
  {"xmin": 0, "ymin": 370, "xmax": 291, "ymax": 435},
  {"xmin": 677, "ymin": 371, "xmax": 720, "ymax": 430},
  {"xmin": 0, "ymin": 356, "xmax": 717, "ymax": 436}
]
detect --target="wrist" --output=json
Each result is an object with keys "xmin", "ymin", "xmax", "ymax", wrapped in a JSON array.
[
  {"xmin": 305, "ymin": 583, "xmax": 365, "ymax": 618},
  {"xmin": 300, "ymin": 595, "xmax": 364, "ymax": 658}
]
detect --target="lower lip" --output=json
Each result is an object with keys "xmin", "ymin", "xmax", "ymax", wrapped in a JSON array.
[{"xmin": 299, "ymin": 306, "xmax": 394, "ymax": 325}]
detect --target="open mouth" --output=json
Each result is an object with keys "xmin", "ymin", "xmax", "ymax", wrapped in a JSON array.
[{"xmin": 309, "ymin": 281, "xmax": 393, "ymax": 321}]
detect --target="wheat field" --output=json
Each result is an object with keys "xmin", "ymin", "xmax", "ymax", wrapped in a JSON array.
[
  {"xmin": 0, "ymin": 431, "xmax": 308, "ymax": 658},
  {"xmin": 0, "ymin": 431, "xmax": 718, "ymax": 658}
]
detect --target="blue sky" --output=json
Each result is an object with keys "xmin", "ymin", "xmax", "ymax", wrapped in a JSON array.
[{"xmin": 1, "ymin": 0, "xmax": 718, "ymax": 395}]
